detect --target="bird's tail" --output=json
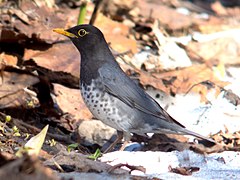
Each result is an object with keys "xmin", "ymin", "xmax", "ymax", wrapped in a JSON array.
[{"xmin": 181, "ymin": 128, "xmax": 216, "ymax": 143}]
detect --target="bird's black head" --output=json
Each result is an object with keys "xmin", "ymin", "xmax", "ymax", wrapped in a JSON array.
[
  {"xmin": 53, "ymin": 24, "xmax": 118, "ymax": 75},
  {"xmin": 53, "ymin": 24, "xmax": 107, "ymax": 52}
]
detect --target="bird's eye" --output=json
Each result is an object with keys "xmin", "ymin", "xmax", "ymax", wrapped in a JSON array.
[{"xmin": 78, "ymin": 29, "xmax": 88, "ymax": 37}]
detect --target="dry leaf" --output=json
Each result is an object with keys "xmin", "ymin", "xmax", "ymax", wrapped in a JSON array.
[
  {"xmin": 24, "ymin": 42, "xmax": 80, "ymax": 77},
  {"xmin": 0, "ymin": 70, "xmax": 39, "ymax": 109},
  {"xmin": 169, "ymin": 166, "xmax": 200, "ymax": 175},
  {"xmin": 188, "ymin": 36, "xmax": 240, "ymax": 65},
  {"xmin": 95, "ymin": 13, "xmax": 137, "ymax": 53},
  {"xmin": 138, "ymin": 64, "xmax": 229, "ymax": 102},
  {"xmin": 0, "ymin": 53, "xmax": 18, "ymax": 66},
  {"xmin": 22, "ymin": 125, "xmax": 49, "ymax": 156},
  {"xmin": 53, "ymin": 83, "xmax": 92, "ymax": 120}
]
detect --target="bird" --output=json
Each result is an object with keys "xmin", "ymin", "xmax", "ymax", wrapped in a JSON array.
[{"xmin": 53, "ymin": 24, "xmax": 215, "ymax": 152}]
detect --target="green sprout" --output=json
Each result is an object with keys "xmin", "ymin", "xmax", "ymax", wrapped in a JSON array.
[
  {"xmin": 88, "ymin": 148, "xmax": 101, "ymax": 160},
  {"xmin": 78, "ymin": 0, "xmax": 88, "ymax": 25},
  {"xmin": 12, "ymin": 126, "xmax": 21, "ymax": 136},
  {"xmin": 67, "ymin": 143, "xmax": 79, "ymax": 152}
]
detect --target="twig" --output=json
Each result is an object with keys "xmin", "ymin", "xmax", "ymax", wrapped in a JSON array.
[
  {"xmin": 107, "ymin": 163, "xmax": 146, "ymax": 174},
  {"xmin": 89, "ymin": 0, "xmax": 104, "ymax": 25}
]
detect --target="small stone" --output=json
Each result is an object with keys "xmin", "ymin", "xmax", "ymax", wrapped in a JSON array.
[{"xmin": 78, "ymin": 120, "xmax": 116, "ymax": 146}]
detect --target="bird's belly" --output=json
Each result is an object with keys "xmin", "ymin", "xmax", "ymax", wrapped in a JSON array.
[{"xmin": 80, "ymin": 83, "xmax": 130, "ymax": 131}]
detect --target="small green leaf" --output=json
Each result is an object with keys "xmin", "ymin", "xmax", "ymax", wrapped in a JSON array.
[
  {"xmin": 88, "ymin": 148, "xmax": 101, "ymax": 160},
  {"xmin": 5, "ymin": 115, "xmax": 11, "ymax": 122},
  {"xmin": 67, "ymin": 143, "xmax": 79, "ymax": 152}
]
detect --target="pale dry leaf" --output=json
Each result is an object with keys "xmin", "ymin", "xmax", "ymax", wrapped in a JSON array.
[{"xmin": 24, "ymin": 125, "xmax": 49, "ymax": 156}]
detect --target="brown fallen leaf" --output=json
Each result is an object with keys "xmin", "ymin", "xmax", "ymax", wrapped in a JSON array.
[
  {"xmin": 0, "ymin": 53, "xmax": 18, "ymax": 66},
  {"xmin": 0, "ymin": 69, "xmax": 39, "ymax": 109},
  {"xmin": 137, "ymin": 1, "xmax": 197, "ymax": 31},
  {"xmin": 24, "ymin": 42, "xmax": 80, "ymax": 78},
  {"xmin": 9, "ymin": 8, "xmax": 31, "ymax": 25},
  {"xmin": 15, "ymin": 1, "xmax": 66, "ymax": 43},
  {"xmin": 95, "ymin": 13, "xmax": 138, "ymax": 53},
  {"xmin": 0, "ymin": 89, "xmax": 38, "ymax": 109},
  {"xmin": 101, "ymin": 0, "xmax": 137, "ymax": 21},
  {"xmin": 138, "ymin": 64, "xmax": 229, "ymax": 102},
  {"xmin": 188, "ymin": 37, "xmax": 240, "ymax": 65},
  {"xmin": 211, "ymin": 128, "xmax": 240, "ymax": 148},
  {"xmin": 211, "ymin": 1, "xmax": 228, "ymax": 15},
  {"xmin": 53, "ymin": 83, "xmax": 92, "ymax": 120},
  {"xmin": 223, "ymin": 89, "xmax": 240, "ymax": 106},
  {"xmin": 169, "ymin": 166, "xmax": 200, "ymax": 176}
]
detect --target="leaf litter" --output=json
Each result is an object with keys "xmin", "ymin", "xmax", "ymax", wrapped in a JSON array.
[{"xmin": 0, "ymin": 0, "xmax": 240, "ymax": 179}]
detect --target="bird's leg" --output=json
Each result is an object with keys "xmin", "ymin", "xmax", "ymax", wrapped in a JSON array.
[
  {"xmin": 103, "ymin": 130, "xmax": 123, "ymax": 153},
  {"xmin": 119, "ymin": 132, "xmax": 132, "ymax": 151}
]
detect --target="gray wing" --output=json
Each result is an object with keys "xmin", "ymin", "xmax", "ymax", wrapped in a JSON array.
[{"xmin": 98, "ymin": 64, "xmax": 185, "ymax": 128}]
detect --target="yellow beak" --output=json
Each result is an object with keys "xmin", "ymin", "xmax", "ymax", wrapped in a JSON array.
[{"xmin": 53, "ymin": 28, "xmax": 78, "ymax": 38}]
